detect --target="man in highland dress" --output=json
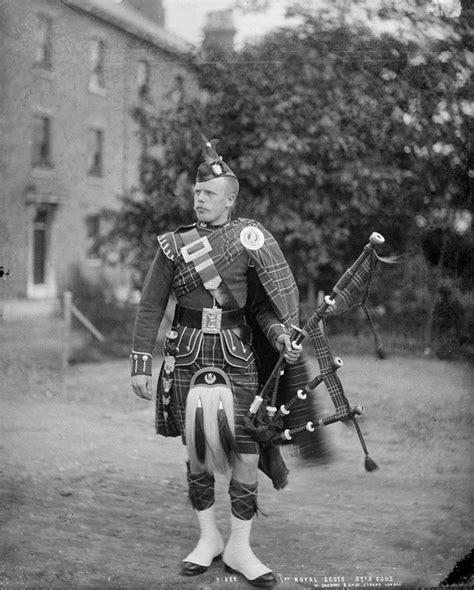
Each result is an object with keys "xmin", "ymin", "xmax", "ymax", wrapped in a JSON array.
[{"xmin": 131, "ymin": 137, "xmax": 302, "ymax": 588}]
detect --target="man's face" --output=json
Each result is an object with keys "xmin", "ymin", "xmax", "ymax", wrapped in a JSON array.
[{"xmin": 193, "ymin": 177, "xmax": 235, "ymax": 226}]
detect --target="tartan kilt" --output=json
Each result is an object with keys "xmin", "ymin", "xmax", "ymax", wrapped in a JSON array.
[{"xmin": 156, "ymin": 330, "xmax": 260, "ymax": 455}]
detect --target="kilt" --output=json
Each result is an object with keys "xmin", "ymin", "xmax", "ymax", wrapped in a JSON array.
[{"xmin": 156, "ymin": 331, "xmax": 260, "ymax": 455}]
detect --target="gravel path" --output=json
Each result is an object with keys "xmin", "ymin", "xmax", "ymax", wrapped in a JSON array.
[{"xmin": 1, "ymin": 316, "xmax": 472, "ymax": 589}]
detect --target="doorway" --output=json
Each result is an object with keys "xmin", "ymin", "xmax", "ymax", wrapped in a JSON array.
[{"xmin": 27, "ymin": 204, "xmax": 57, "ymax": 298}]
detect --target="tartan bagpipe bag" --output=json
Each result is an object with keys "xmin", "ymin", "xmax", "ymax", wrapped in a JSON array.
[{"xmin": 244, "ymin": 232, "xmax": 402, "ymax": 479}]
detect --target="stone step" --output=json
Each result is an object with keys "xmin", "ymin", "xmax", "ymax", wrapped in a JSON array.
[{"xmin": 0, "ymin": 298, "xmax": 60, "ymax": 322}]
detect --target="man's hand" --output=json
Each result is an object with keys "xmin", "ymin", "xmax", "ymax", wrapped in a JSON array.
[
  {"xmin": 131, "ymin": 375, "xmax": 153, "ymax": 400},
  {"xmin": 275, "ymin": 333, "xmax": 302, "ymax": 364}
]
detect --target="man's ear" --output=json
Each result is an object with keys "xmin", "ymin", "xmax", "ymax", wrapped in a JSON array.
[{"xmin": 226, "ymin": 193, "xmax": 236, "ymax": 208}]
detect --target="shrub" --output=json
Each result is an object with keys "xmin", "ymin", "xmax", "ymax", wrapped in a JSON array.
[
  {"xmin": 64, "ymin": 266, "xmax": 137, "ymax": 363},
  {"xmin": 299, "ymin": 254, "xmax": 473, "ymax": 360}
]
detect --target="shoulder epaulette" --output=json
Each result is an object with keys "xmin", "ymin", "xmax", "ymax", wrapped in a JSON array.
[
  {"xmin": 157, "ymin": 232, "xmax": 179, "ymax": 261},
  {"xmin": 157, "ymin": 224, "xmax": 198, "ymax": 260}
]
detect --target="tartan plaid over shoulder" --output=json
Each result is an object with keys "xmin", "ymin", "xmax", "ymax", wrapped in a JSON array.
[
  {"xmin": 241, "ymin": 219, "xmax": 299, "ymax": 330},
  {"xmin": 157, "ymin": 219, "xmax": 299, "ymax": 328},
  {"xmin": 155, "ymin": 218, "xmax": 327, "ymax": 466}
]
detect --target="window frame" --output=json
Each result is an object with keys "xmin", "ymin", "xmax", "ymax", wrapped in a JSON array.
[
  {"xmin": 137, "ymin": 59, "xmax": 151, "ymax": 98},
  {"xmin": 85, "ymin": 213, "xmax": 102, "ymax": 261},
  {"xmin": 32, "ymin": 114, "xmax": 53, "ymax": 170},
  {"xmin": 34, "ymin": 13, "xmax": 53, "ymax": 71},
  {"xmin": 88, "ymin": 38, "xmax": 106, "ymax": 93},
  {"xmin": 87, "ymin": 127, "xmax": 105, "ymax": 178}
]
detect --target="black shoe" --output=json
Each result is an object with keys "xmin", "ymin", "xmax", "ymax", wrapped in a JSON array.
[
  {"xmin": 181, "ymin": 553, "xmax": 222, "ymax": 576},
  {"xmin": 224, "ymin": 563, "xmax": 277, "ymax": 587}
]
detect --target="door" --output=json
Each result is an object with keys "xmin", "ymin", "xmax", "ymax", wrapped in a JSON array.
[{"xmin": 27, "ymin": 204, "xmax": 57, "ymax": 299}]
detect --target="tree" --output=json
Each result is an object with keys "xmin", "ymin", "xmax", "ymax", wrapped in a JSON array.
[{"xmin": 104, "ymin": 1, "xmax": 472, "ymax": 352}]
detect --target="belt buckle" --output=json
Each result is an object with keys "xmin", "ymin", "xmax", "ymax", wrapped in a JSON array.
[{"xmin": 201, "ymin": 307, "xmax": 222, "ymax": 334}]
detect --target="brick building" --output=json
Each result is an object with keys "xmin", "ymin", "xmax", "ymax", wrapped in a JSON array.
[{"xmin": 0, "ymin": 0, "xmax": 195, "ymax": 301}]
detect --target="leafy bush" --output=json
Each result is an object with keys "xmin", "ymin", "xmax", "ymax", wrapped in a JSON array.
[
  {"xmin": 64, "ymin": 266, "xmax": 137, "ymax": 363},
  {"xmin": 299, "ymin": 253, "xmax": 473, "ymax": 360},
  {"xmin": 101, "ymin": 3, "xmax": 471, "ymax": 362}
]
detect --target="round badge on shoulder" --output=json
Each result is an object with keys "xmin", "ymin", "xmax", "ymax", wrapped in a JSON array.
[{"xmin": 240, "ymin": 226, "xmax": 265, "ymax": 250}]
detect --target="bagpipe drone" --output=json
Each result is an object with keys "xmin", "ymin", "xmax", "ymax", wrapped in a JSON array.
[{"xmin": 244, "ymin": 232, "xmax": 398, "ymax": 476}]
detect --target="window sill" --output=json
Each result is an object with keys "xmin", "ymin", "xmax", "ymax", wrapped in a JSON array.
[
  {"xmin": 138, "ymin": 87, "xmax": 150, "ymax": 100},
  {"xmin": 86, "ymin": 175, "xmax": 104, "ymax": 184},
  {"xmin": 30, "ymin": 167, "xmax": 55, "ymax": 178},
  {"xmin": 88, "ymin": 83, "xmax": 107, "ymax": 97},
  {"xmin": 32, "ymin": 67, "xmax": 55, "ymax": 81},
  {"xmin": 26, "ymin": 282, "xmax": 57, "ymax": 299},
  {"xmin": 84, "ymin": 258, "xmax": 102, "ymax": 268}
]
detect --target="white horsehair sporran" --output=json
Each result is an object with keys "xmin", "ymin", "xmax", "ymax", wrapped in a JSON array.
[{"xmin": 185, "ymin": 367, "xmax": 240, "ymax": 474}]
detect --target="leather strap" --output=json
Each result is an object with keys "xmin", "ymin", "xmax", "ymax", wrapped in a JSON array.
[
  {"xmin": 181, "ymin": 228, "xmax": 222, "ymax": 289},
  {"xmin": 180, "ymin": 227, "xmax": 240, "ymax": 309},
  {"xmin": 175, "ymin": 304, "xmax": 245, "ymax": 330}
]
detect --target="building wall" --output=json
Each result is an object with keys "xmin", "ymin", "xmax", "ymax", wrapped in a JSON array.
[{"xmin": 0, "ymin": 0, "xmax": 195, "ymax": 299}]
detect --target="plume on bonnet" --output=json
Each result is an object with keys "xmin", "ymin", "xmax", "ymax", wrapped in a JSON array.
[{"xmin": 196, "ymin": 134, "xmax": 237, "ymax": 182}]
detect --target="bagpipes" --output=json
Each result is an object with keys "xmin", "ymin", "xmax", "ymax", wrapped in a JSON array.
[{"xmin": 245, "ymin": 232, "xmax": 398, "ymax": 473}]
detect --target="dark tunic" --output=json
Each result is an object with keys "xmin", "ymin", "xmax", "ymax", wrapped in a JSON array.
[{"xmin": 132, "ymin": 220, "xmax": 289, "ymax": 453}]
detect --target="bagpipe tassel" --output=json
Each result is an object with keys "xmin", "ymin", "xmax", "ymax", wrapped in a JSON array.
[
  {"xmin": 352, "ymin": 416, "xmax": 379, "ymax": 472},
  {"xmin": 362, "ymin": 303, "xmax": 386, "ymax": 359},
  {"xmin": 364, "ymin": 454, "xmax": 379, "ymax": 472}
]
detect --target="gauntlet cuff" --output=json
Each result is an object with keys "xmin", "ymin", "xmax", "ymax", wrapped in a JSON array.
[{"xmin": 130, "ymin": 351, "xmax": 152, "ymax": 376}]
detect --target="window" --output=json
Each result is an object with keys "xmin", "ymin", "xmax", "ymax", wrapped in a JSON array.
[
  {"xmin": 35, "ymin": 15, "xmax": 53, "ymax": 70},
  {"xmin": 85, "ymin": 214, "xmax": 101, "ymax": 259},
  {"xmin": 33, "ymin": 208, "xmax": 49, "ymax": 284},
  {"xmin": 170, "ymin": 74, "xmax": 185, "ymax": 104},
  {"xmin": 89, "ymin": 39, "xmax": 105, "ymax": 91},
  {"xmin": 86, "ymin": 215, "xmax": 100, "ymax": 240},
  {"xmin": 32, "ymin": 115, "xmax": 53, "ymax": 168},
  {"xmin": 137, "ymin": 60, "xmax": 150, "ymax": 98},
  {"xmin": 87, "ymin": 129, "xmax": 104, "ymax": 177}
]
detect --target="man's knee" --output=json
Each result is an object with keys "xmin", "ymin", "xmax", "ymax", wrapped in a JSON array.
[{"xmin": 232, "ymin": 453, "xmax": 259, "ymax": 483}]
